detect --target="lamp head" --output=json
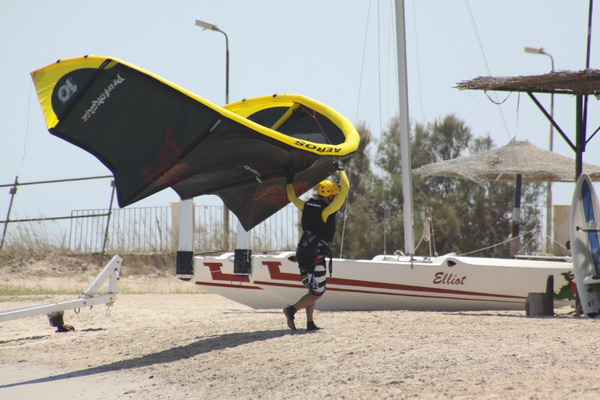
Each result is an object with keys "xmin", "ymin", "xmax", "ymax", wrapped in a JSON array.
[
  {"xmin": 195, "ymin": 19, "xmax": 219, "ymax": 31},
  {"xmin": 524, "ymin": 46, "xmax": 545, "ymax": 55}
]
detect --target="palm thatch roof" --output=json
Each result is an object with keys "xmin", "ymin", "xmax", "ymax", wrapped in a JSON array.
[
  {"xmin": 413, "ymin": 139, "xmax": 600, "ymax": 183},
  {"xmin": 455, "ymin": 69, "xmax": 600, "ymax": 95}
]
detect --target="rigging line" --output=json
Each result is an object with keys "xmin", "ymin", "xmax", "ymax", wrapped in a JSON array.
[
  {"xmin": 380, "ymin": 1, "xmax": 390, "ymax": 254},
  {"xmin": 354, "ymin": 0, "xmax": 373, "ymax": 125},
  {"xmin": 463, "ymin": 0, "xmax": 511, "ymax": 142},
  {"xmin": 586, "ymin": 0, "xmax": 594, "ymax": 70},
  {"xmin": 377, "ymin": 0, "xmax": 383, "ymax": 139},
  {"xmin": 296, "ymin": 105, "xmax": 343, "ymax": 162},
  {"xmin": 483, "ymin": 90, "xmax": 511, "ymax": 105},
  {"xmin": 343, "ymin": 0, "xmax": 373, "ymax": 255},
  {"xmin": 516, "ymin": 92, "xmax": 520, "ymax": 128},
  {"xmin": 456, "ymin": 227, "xmax": 539, "ymax": 256},
  {"xmin": 385, "ymin": 3, "xmax": 395, "ymax": 122},
  {"xmin": 410, "ymin": 0, "xmax": 425, "ymax": 122},
  {"xmin": 21, "ymin": 81, "xmax": 34, "ymax": 168},
  {"xmin": 389, "ymin": 0, "xmax": 398, "ymax": 126},
  {"xmin": 339, "ymin": 181, "xmax": 351, "ymax": 258},
  {"xmin": 297, "ymin": 105, "xmax": 331, "ymax": 144},
  {"xmin": 583, "ymin": 0, "xmax": 594, "ymax": 147}
]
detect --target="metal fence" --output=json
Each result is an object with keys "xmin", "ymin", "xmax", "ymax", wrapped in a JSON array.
[
  {"xmin": 69, "ymin": 203, "xmax": 301, "ymax": 253},
  {"xmin": 2, "ymin": 175, "xmax": 563, "ymax": 256}
]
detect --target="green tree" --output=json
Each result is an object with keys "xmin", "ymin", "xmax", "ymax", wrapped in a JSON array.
[{"xmin": 340, "ymin": 114, "xmax": 545, "ymax": 259}]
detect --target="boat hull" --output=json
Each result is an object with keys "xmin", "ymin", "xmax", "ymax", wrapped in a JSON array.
[{"xmin": 194, "ymin": 252, "xmax": 573, "ymax": 311}]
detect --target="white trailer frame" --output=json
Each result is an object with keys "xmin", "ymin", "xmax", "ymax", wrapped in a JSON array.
[{"xmin": 0, "ymin": 255, "xmax": 122, "ymax": 324}]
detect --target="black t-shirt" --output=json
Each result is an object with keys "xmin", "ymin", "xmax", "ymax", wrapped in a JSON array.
[{"xmin": 301, "ymin": 197, "xmax": 337, "ymax": 242}]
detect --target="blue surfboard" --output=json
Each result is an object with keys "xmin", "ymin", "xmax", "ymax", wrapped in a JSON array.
[
  {"xmin": 581, "ymin": 179, "xmax": 600, "ymax": 278},
  {"xmin": 570, "ymin": 174, "xmax": 600, "ymax": 317}
]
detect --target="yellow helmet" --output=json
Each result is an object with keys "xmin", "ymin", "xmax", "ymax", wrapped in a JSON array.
[{"xmin": 317, "ymin": 180, "xmax": 339, "ymax": 196}]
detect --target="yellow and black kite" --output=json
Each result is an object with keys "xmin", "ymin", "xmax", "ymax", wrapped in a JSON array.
[{"xmin": 31, "ymin": 56, "xmax": 359, "ymax": 230}]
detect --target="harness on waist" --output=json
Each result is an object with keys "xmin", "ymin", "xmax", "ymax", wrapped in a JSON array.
[{"xmin": 297, "ymin": 231, "xmax": 334, "ymax": 277}]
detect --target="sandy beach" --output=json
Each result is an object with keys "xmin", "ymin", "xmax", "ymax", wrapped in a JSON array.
[{"xmin": 1, "ymin": 256, "xmax": 600, "ymax": 399}]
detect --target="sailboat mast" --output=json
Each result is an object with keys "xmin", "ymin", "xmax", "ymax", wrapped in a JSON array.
[{"xmin": 395, "ymin": 0, "xmax": 415, "ymax": 254}]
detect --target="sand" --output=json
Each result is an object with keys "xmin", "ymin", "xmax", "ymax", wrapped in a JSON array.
[{"xmin": 2, "ymin": 269, "xmax": 600, "ymax": 399}]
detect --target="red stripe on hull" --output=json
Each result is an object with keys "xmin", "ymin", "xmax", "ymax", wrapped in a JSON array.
[
  {"xmin": 196, "ymin": 282, "xmax": 263, "ymax": 290},
  {"xmin": 254, "ymin": 280, "xmax": 524, "ymax": 304},
  {"xmin": 259, "ymin": 261, "xmax": 523, "ymax": 300}
]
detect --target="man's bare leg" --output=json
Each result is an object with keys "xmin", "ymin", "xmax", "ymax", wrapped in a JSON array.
[{"xmin": 293, "ymin": 293, "xmax": 319, "ymax": 311}]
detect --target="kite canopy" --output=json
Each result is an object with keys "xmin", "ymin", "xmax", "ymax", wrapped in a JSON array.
[{"xmin": 31, "ymin": 55, "xmax": 359, "ymax": 230}]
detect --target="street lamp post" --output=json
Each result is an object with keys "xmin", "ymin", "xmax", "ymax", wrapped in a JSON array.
[
  {"xmin": 524, "ymin": 46, "xmax": 555, "ymax": 254},
  {"xmin": 195, "ymin": 19, "xmax": 229, "ymax": 103},
  {"xmin": 196, "ymin": 18, "xmax": 233, "ymax": 244}
]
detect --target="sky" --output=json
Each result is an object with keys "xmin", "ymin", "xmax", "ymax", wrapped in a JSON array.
[{"xmin": 2, "ymin": 0, "xmax": 600, "ymax": 224}]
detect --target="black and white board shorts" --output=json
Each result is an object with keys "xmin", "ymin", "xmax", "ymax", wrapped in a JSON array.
[{"xmin": 296, "ymin": 233, "xmax": 328, "ymax": 296}]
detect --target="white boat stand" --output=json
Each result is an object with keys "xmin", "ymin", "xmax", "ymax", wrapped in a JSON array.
[{"xmin": 0, "ymin": 255, "xmax": 122, "ymax": 332}]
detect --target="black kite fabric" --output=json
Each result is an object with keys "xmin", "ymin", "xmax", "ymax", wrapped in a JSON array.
[{"xmin": 31, "ymin": 56, "xmax": 359, "ymax": 230}]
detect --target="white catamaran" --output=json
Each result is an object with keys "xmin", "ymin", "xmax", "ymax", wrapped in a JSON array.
[{"xmin": 186, "ymin": 0, "xmax": 574, "ymax": 312}]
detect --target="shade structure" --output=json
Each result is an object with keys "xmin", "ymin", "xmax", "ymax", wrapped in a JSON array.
[
  {"xmin": 30, "ymin": 55, "xmax": 360, "ymax": 231},
  {"xmin": 455, "ymin": 69, "xmax": 600, "ymax": 180},
  {"xmin": 413, "ymin": 139, "xmax": 600, "ymax": 183},
  {"xmin": 455, "ymin": 69, "xmax": 600, "ymax": 96}
]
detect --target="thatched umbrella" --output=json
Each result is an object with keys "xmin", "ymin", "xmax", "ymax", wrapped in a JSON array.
[
  {"xmin": 413, "ymin": 139, "xmax": 600, "ymax": 183},
  {"xmin": 412, "ymin": 139, "xmax": 600, "ymax": 255},
  {"xmin": 455, "ymin": 69, "xmax": 600, "ymax": 178}
]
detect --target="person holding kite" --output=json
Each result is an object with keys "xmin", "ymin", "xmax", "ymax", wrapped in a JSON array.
[{"xmin": 283, "ymin": 160, "xmax": 349, "ymax": 331}]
